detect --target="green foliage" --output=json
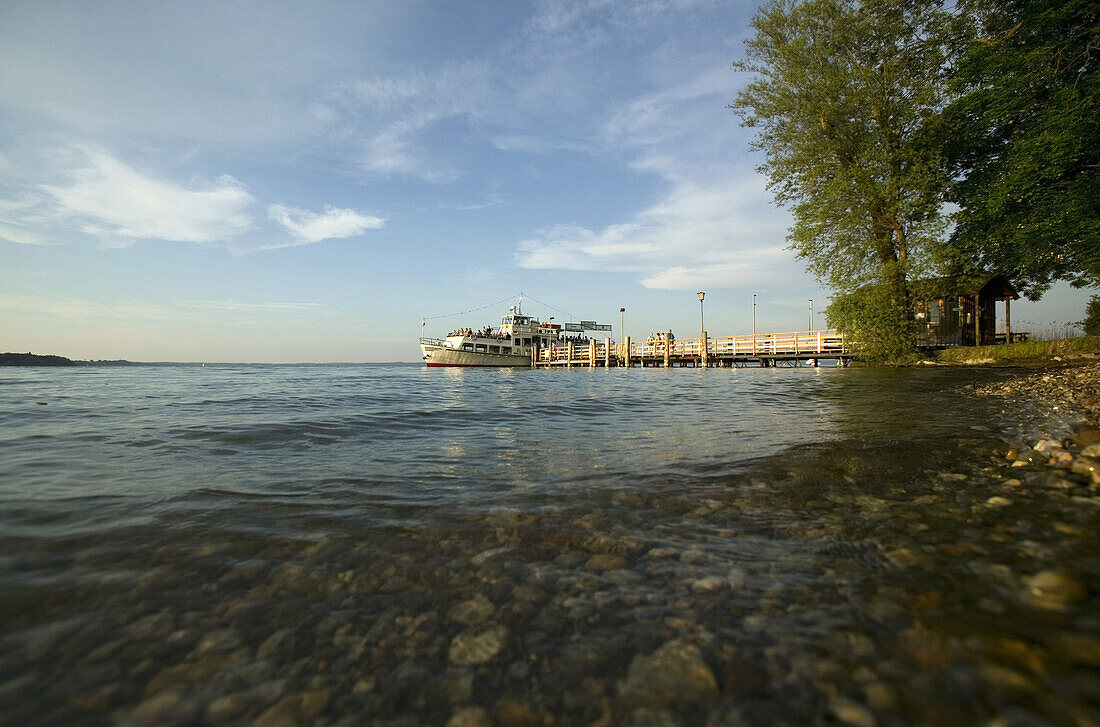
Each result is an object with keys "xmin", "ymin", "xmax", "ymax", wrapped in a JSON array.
[
  {"xmin": 826, "ymin": 286, "xmax": 919, "ymax": 362},
  {"xmin": 943, "ymin": 0, "xmax": 1100, "ymax": 297},
  {"xmin": 731, "ymin": 0, "xmax": 957, "ymax": 359},
  {"xmin": 1083, "ymin": 295, "xmax": 1100, "ymax": 336},
  {"xmin": 934, "ymin": 335, "xmax": 1100, "ymax": 364}
]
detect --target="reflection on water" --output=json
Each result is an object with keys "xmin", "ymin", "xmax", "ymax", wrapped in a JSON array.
[{"xmin": 0, "ymin": 364, "xmax": 1096, "ymax": 726}]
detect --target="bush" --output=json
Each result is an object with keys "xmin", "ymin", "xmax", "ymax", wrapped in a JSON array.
[
  {"xmin": 1083, "ymin": 295, "xmax": 1100, "ymax": 336},
  {"xmin": 826, "ymin": 286, "xmax": 918, "ymax": 363}
]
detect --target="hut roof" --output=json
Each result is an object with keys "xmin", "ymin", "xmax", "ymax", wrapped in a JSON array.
[{"xmin": 912, "ymin": 273, "xmax": 1019, "ymax": 301}]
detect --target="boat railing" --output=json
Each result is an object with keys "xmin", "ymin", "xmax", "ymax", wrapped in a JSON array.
[{"xmin": 419, "ymin": 337, "xmax": 445, "ymax": 346}]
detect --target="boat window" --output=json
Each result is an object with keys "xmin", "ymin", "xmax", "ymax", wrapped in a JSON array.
[
  {"xmin": 523, "ymin": 338, "xmax": 531, "ymax": 346},
  {"xmin": 489, "ymin": 346, "xmax": 499, "ymax": 354},
  {"xmin": 475, "ymin": 344, "xmax": 486, "ymax": 353},
  {"xmin": 462, "ymin": 343, "xmax": 474, "ymax": 351},
  {"xmin": 514, "ymin": 339, "xmax": 520, "ymax": 346}
]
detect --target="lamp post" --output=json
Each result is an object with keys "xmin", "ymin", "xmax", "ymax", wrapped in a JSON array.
[
  {"xmin": 752, "ymin": 294, "xmax": 757, "ymax": 355},
  {"xmin": 808, "ymin": 299, "xmax": 813, "ymax": 330},
  {"xmin": 697, "ymin": 291, "xmax": 705, "ymax": 334},
  {"xmin": 619, "ymin": 307, "xmax": 625, "ymax": 355}
]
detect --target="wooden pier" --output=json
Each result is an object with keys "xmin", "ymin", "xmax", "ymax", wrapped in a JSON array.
[{"xmin": 532, "ymin": 329, "xmax": 850, "ymax": 368}]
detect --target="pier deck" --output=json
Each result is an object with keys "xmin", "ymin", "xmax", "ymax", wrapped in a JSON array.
[{"xmin": 532, "ymin": 329, "xmax": 850, "ymax": 368}]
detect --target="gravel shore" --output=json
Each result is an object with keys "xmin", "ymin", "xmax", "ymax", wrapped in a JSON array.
[{"xmin": 970, "ymin": 361, "xmax": 1100, "ymax": 497}]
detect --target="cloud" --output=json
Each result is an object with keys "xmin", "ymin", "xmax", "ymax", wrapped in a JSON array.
[
  {"xmin": 267, "ymin": 204, "xmax": 385, "ymax": 245},
  {"xmin": 0, "ymin": 221, "xmax": 47, "ymax": 246},
  {"xmin": 40, "ymin": 147, "xmax": 254, "ymax": 246},
  {"xmin": 517, "ymin": 178, "xmax": 793, "ymax": 289}
]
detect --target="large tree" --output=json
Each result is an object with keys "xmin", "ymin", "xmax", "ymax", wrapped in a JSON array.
[
  {"xmin": 731, "ymin": 0, "xmax": 956, "ymax": 358},
  {"xmin": 943, "ymin": 0, "xmax": 1100, "ymax": 298}
]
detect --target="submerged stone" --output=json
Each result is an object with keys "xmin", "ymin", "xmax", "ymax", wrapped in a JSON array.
[
  {"xmin": 620, "ymin": 640, "xmax": 718, "ymax": 707},
  {"xmin": 448, "ymin": 625, "xmax": 509, "ymax": 665},
  {"xmin": 1023, "ymin": 571, "xmax": 1087, "ymax": 611}
]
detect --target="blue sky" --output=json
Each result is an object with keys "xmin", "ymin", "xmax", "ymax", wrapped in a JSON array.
[{"xmin": 0, "ymin": 0, "xmax": 1090, "ymax": 362}]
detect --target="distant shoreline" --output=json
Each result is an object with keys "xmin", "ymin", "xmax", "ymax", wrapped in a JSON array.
[
  {"xmin": 0, "ymin": 353, "xmax": 422, "ymax": 367},
  {"xmin": 0, "ymin": 352, "xmax": 78, "ymax": 366}
]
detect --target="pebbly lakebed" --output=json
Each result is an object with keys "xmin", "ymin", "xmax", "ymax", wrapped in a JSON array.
[{"xmin": 0, "ymin": 362, "xmax": 1097, "ymax": 726}]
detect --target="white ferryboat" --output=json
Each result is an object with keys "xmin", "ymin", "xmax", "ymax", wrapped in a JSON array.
[{"xmin": 419, "ymin": 304, "xmax": 560, "ymax": 367}]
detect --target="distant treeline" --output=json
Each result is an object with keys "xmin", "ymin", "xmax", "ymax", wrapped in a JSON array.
[{"xmin": 1, "ymin": 352, "xmax": 77, "ymax": 366}]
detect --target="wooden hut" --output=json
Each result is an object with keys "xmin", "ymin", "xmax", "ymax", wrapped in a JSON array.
[{"xmin": 913, "ymin": 274, "xmax": 1020, "ymax": 347}]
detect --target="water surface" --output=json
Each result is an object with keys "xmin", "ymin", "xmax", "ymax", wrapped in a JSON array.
[{"xmin": 0, "ymin": 365, "xmax": 1096, "ymax": 726}]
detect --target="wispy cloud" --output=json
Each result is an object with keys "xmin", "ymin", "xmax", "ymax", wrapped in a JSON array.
[
  {"xmin": 0, "ymin": 293, "xmax": 323, "ymax": 320},
  {"xmin": 517, "ymin": 176, "xmax": 793, "ymax": 289},
  {"xmin": 267, "ymin": 204, "xmax": 385, "ymax": 246},
  {"xmin": 40, "ymin": 147, "xmax": 254, "ymax": 247},
  {"xmin": 0, "ymin": 293, "xmax": 170, "ymax": 320}
]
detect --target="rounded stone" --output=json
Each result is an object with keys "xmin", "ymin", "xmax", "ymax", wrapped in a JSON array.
[
  {"xmin": 447, "ymin": 706, "xmax": 492, "ymax": 727},
  {"xmin": 585, "ymin": 554, "xmax": 627, "ymax": 571},
  {"xmin": 620, "ymin": 640, "xmax": 718, "ymax": 707},
  {"xmin": 449, "ymin": 594, "xmax": 495, "ymax": 627},
  {"xmin": 690, "ymin": 576, "xmax": 726, "ymax": 594},
  {"xmin": 448, "ymin": 625, "xmax": 509, "ymax": 665},
  {"xmin": 1023, "ymin": 571, "xmax": 1087, "ymax": 611}
]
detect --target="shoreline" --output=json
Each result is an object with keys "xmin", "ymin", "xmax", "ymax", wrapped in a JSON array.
[{"xmin": 969, "ymin": 360, "xmax": 1100, "ymax": 500}]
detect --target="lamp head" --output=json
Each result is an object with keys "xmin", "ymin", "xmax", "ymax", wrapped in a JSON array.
[
  {"xmin": 620, "ymin": 307, "xmax": 625, "ymax": 312},
  {"xmin": 697, "ymin": 291, "xmax": 705, "ymax": 301}
]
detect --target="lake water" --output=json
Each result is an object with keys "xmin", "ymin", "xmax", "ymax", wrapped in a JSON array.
[{"xmin": 0, "ymin": 364, "xmax": 1096, "ymax": 726}]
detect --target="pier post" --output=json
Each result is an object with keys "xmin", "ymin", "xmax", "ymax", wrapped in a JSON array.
[
  {"xmin": 605, "ymin": 338, "xmax": 611, "ymax": 368},
  {"xmin": 700, "ymin": 331, "xmax": 708, "ymax": 369},
  {"xmin": 531, "ymin": 345, "xmax": 538, "ymax": 368},
  {"xmin": 568, "ymin": 341, "xmax": 575, "ymax": 367},
  {"xmin": 589, "ymin": 340, "xmax": 595, "ymax": 367},
  {"xmin": 624, "ymin": 336, "xmax": 631, "ymax": 367},
  {"xmin": 664, "ymin": 331, "xmax": 671, "ymax": 368}
]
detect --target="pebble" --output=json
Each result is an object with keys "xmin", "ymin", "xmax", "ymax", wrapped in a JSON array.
[
  {"xmin": 985, "ymin": 496, "xmax": 1012, "ymax": 508},
  {"xmin": 690, "ymin": 576, "xmax": 726, "ymax": 593},
  {"xmin": 115, "ymin": 691, "xmax": 200, "ymax": 727},
  {"xmin": 619, "ymin": 640, "xmax": 718, "ymax": 707},
  {"xmin": 828, "ymin": 695, "xmax": 877, "ymax": 727},
  {"xmin": 1023, "ymin": 571, "xmax": 1088, "ymax": 611},
  {"xmin": 251, "ymin": 690, "xmax": 329, "ymax": 727},
  {"xmin": 447, "ymin": 706, "xmax": 492, "ymax": 727},
  {"xmin": 448, "ymin": 625, "xmax": 509, "ymax": 665},
  {"xmin": 585, "ymin": 554, "xmax": 627, "ymax": 571},
  {"xmin": 449, "ymin": 594, "xmax": 495, "ymax": 627},
  {"xmin": 1071, "ymin": 456, "xmax": 1100, "ymax": 484}
]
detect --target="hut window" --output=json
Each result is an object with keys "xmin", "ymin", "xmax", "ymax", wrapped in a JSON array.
[{"xmin": 930, "ymin": 300, "xmax": 941, "ymax": 324}]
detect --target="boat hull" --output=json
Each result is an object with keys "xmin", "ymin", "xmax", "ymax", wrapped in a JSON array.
[{"xmin": 420, "ymin": 343, "xmax": 530, "ymax": 367}]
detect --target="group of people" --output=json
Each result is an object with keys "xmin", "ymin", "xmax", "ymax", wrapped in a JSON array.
[
  {"xmin": 448, "ymin": 326, "xmax": 506, "ymax": 340},
  {"xmin": 645, "ymin": 331, "xmax": 675, "ymax": 345}
]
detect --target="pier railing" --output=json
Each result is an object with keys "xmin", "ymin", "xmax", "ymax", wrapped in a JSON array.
[{"xmin": 535, "ymin": 329, "xmax": 847, "ymax": 366}]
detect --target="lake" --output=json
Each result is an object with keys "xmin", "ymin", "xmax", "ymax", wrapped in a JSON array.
[{"xmin": 1, "ymin": 364, "xmax": 1096, "ymax": 726}]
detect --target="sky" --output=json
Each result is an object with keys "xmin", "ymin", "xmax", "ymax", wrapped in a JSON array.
[{"xmin": 0, "ymin": 0, "xmax": 1091, "ymax": 362}]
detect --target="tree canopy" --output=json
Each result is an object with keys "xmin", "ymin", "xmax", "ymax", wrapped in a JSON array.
[
  {"xmin": 731, "ymin": 0, "xmax": 956, "ymax": 358},
  {"xmin": 943, "ymin": 0, "xmax": 1100, "ymax": 298}
]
